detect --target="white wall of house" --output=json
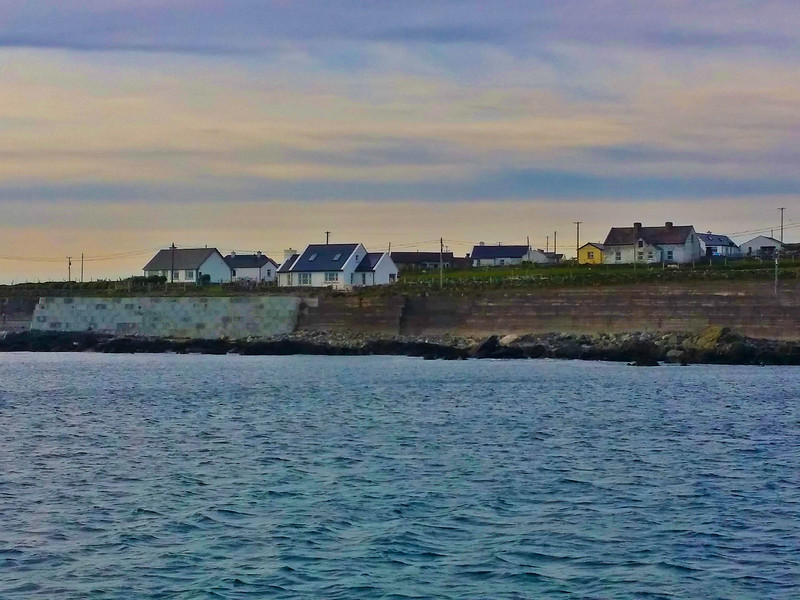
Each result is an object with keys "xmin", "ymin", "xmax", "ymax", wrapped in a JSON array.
[
  {"xmin": 232, "ymin": 262, "xmax": 277, "ymax": 282},
  {"xmin": 604, "ymin": 232, "xmax": 701, "ymax": 265},
  {"xmin": 525, "ymin": 249, "xmax": 551, "ymax": 264},
  {"xmin": 278, "ymin": 244, "xmax": 368, "ymax": 289},
  {"xmin": 473, "ymin": 256, "xmax": 524, "ymax": 267},
  {"xmin": 350, "ymin": 253, "xmax": 398, "ymax": 287},
  {"xmin": 740, "ymin": 236, "xmax": 782, "ymax": 256},
  {"xmin": 699, "ymin": 240, "xmax": 739, "ymax": 257},
  {"xmin": 197, "ymin": 253, "xmax": 233, "ymax": 283}
]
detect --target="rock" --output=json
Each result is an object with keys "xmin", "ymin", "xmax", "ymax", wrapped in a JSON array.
[
  {"xmin": 665, "ymin": 349, "xmax": 685, "ymax": 362},
  {"xmin": 472, "ymin": 335, "xmax": 500, "ymax": 359},
  {"xmin": 499, "ymin": 334, "xmax": 520, "ymax": 345}
]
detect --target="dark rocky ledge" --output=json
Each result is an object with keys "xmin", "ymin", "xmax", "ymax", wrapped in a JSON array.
[{"xmin": 2, "ymin": 326, "xmax": 800, "ymax": 365}]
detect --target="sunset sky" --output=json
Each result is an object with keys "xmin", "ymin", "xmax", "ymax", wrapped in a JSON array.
[{"xmin": 1, "ymin": 1, "xmax": 798, "ymax": 282}]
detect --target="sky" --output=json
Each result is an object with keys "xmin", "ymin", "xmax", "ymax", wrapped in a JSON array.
[{"xmin": 1, "ymin": 0, "xmax": 799, "ymax": 282}]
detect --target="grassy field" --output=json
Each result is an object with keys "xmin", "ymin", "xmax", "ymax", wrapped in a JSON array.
[{"xmin": 2, "ymin": 259, "xmax": 799, "ymax": 298}]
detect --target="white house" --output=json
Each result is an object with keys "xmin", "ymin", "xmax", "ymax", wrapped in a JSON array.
[
  {"xmin": 603, "ymin": 222, "xmax": 702, "ymax": 264},
  {"xmin": 143, "ymin": 247, "xmax": 231, "ymax": 284},
  {"xmin": 224, "ymin": 252, "xmax": 278, "ymax": 283},
  {"xmin": 697, "ymin": 233, "xmax": 739, "ymax": 257},
  {"xmin": 277, "ymin": 243, "xmax": 398, "ymax": 289},
  {"xmin": 470, "ymin": 243, "xmax": 530, "ymax": 267},
  {"xmin": 740, "ymin": 235, "xmax": 783, "ymax": 258}
]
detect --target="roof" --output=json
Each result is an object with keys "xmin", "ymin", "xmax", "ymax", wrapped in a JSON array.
[
  {"xmin": 604, "ymin": 224, "xmax": 694, "ymax": 247},
  {"xmin": 580, "ymin": 242, "xmax": 604, "ymax": 250},
  {"xmin": 355, "ymin": 252, "xmax": 385, "ymax": 272},
  {"xmin": 224, "ymin": 254, "xmax": 277, "ymax": 269},
  {"xmin": 277, "ymin": 254, "xmax": 299, "ymax": 273},
  {"xmin": 281, "ymin": 243, "xmax": 359, "ymax": 272},
  {"xmin": 742, "ymin": 235, "xmax": 782, "ymax": 245},
  {"xmin": 471, "ymin": 244, "xmax": 529, "ymax": 260},
  {"xmin": 391, "ymin": 251, "xmax": 454, "ymax": 264},
  {"xmin": 696, "ymin": 233, "xmax": 737, "ymax": 247},
  {"xmin": 143, "ymin": 248, "xmax": 223, "ymax": 271}
]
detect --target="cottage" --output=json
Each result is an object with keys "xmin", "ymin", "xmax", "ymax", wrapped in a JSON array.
[
  {"xmin": 471, "ymin": 243, "xmax": 530, "ymax": 267},
  {"xmin": 224, "ymin": 252, "xmax": 278, "ymax": 283},
  {"xmin": 696, "ymin": 233, "xmax": 739, "ymax": 257},
  {"xmin": 740, "ymin": 235, "xmax": 782, "ymax": 258},
  {"xmin": 578, "ymin": 243, "xmax": 604, "ymax": 265},
  {"xmin": 390, "ymin": 251, "xmax": 454, "ymax": 271},
  {"xmin": 603, "ymin": 222, "xmax": 702, "ymax": 264},
  {"xmin": 277, "ymin": 243, "xmax": 398, "ymax": 288},
  {"xmin": 143, "ymin": 247, "xmax": 230, "ymax": 284}
]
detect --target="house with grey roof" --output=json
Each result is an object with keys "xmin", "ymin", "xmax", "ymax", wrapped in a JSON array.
[
  {"xmin": 470, "ymin": 243, "xmax": 530, "ymax": 267},
  {"xmin": 277, "ymin": 243, "xmax": 398, "ymax": 289},
  {"xmin": 224, "ymin": 251, "xmax": 278, "ymax": 283},
  {"xmin": 697, "ymin": 233, "xmax": 739, "ymax": 257},
  {"xmin": 603, "ymin": 222, "xmax": 702, "ymax": 264},
  {"xmin": 143, "ymin": 247, "xmax": 231, "ymax": 284},
  {"xmin": 391, "ymin": 251, "xmax": 455, "ymax": 271},
  {"xmin": 740, "ymin": 235, "xmax": 782, "ymax": 258}
]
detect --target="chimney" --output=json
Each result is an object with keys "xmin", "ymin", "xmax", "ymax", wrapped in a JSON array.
[
  {"xmin": 230, "ymin": 250, "xmax": 236, "ymax": 257},
  {"xmin": 256, "ymin": 250, "xmax": 262, "ymax": 258},
  {"xmin": 283, "ymin": 248, "xmax": 297, "ymax": 261},
  {"xmin": 479, "ymin": 241, "xmax": 485, "ymax": 246},
  {"xmin": 665, "ymin": 221, "xmax": 673, "ymax": 229}
]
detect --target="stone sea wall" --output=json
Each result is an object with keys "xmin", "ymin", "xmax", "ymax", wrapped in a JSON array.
[{"xmin": 30, "ymin": 296, "xmax": 300, "ymax": 339}]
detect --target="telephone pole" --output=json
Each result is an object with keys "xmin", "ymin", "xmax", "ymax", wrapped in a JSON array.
[
  {"xmin": 574, "ymin": 221, "xmax": 582, "ymax": 260},
  {"xmin": 170, "ymin": 243, "xmax": 176, "ymax": 283},
  {"xmin": 67, "ymin": 256, "xmax": 72, "ymax": 282},
  {"xmin": 439, "ymin": 237, "xmax": 444, "ymax": 289},
  {"xmin": 325, "ymin": 231, "xmax": 331, "ymax": 245},
  {"xmin": 553, "ymin": 231, "xmax": 557, "ymax": 257},
  {"xmin": 779, "ymin": 207, "xmax": 785, "ymax": 243},
  {"xmin": 80, "ymin": 253, "xmax": 84, "ymax": 283},
  {"xmin": 546, "ymin": 235, "xmax": 549, "ymax": 253}
]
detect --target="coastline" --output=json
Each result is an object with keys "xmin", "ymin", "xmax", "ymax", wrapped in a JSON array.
[{"xmin": 2, "ymin": 326, "xmax": 799, "ymax": 365}]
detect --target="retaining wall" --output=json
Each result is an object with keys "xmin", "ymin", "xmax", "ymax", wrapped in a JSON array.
[{"xmin": 31, "ymin": 296, "xmax": 300, "ymax": 339}]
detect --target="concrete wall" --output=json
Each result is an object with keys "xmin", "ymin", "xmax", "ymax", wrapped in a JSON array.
[{"xmin": 31, "ymin": 296, "xmax": 299, "ymax": 339}]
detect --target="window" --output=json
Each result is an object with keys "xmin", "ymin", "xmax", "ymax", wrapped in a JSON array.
[
  {"xmin": 615, "ymin": 251, "xmax": 621, "ymax": 261},
  {"xmin": 499, "ymin": 259, "xmax": 505, "ymax": 265},
  {"xmin": 647, "ymin": 251, "xmax": 653, "ymax": 260},
  {"xmin": 361, "ymin": 273, "xmax": 366, "ymax": 285},
  {"xmin": 172, "ymin": 271, "xmax": 179, "ymax": 280},
  {"xmin": 389, "ymin": 273, "xmax": 396, "ymax": 282},
  {"xmin": 308, "ymin": 254, "xmax": 317, "ymax": 262},
  {"xmin": 298, "ymin": 273, "xmax": 312, "ymax": 285},
  {"xmin": 333, "ymin": 253, "xmax": 341, "ymax": 261},
  {"xmin": 267, "ymin": 269, "xmax": 271, "ymax": 276},
  {"xmin": 587, "ymin": 251, "xmax": 594, "ymax": 259},
  {"xmin": 325, "ymin": 272, "xmax": 339, "ymax": 282},
  {"xmin": 667, "ymin": 250, "xmax": 674, "ymax": 261},
  {"xmin": 637, "ymin": 252, "xmax": 643, "ymax": 261},
  {"xmin": 185, "ymin": 270, "xmax": 194, "ymax": 279},
  {"xmin": 637, "ymin": 240, "xmax": 644, "ymax": 248}
]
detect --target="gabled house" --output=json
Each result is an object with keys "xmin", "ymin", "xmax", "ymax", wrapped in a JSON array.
[
  {"xmin": 471, "ymin": 243, "xmax": 530, "ymax": 267},
  {"xmin": 603, "ymin": 222, "xmax": 702, "ymax": 264},
  {"xmin": 391, "ymin": 251, "xmax": 454, "ymax": 271},
  {"xmin": 143, "ymin": 247, "xmax": 230, "ymax": 284},
  {"xmin": 277, "ymin": 243, "xmax": 398, "ymax": 288},
  {"xmin": 224, "ymin": 252, "xmax": 278, "ymax": 283},
  {"xmin": 740, "ymin": 235, "xmax": 783, "ymax": 258},
  {"xmin": 697, "ymin": 233, "xmax": 739, "ymax": 257},
  {"xmin": 578, "ymin": 243, "xmax": 604, "ymax": 265}
]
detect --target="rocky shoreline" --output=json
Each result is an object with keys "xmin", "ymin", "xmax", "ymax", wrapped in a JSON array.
[{"xmin": 2, "ymin": 326, "xmax": 800, "ymax": 365}]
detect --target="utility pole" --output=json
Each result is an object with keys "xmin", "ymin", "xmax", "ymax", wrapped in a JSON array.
[
  {"xmin": 779, "ymin": 207, "xmax": 785, "ymax": 243},
  {"xmin": 67, "ymin": 256, "xmax": 72, "ymax": 282},
  {"xmin": 546, "ymin": 236, "xmax": 549, "ymax": 253},
  {"xmin": 553, "ymin": 231, "xmax": 557, "ymax": 257},
  {"xmin": 574, "ymin": 221, "xmax": 582, "ymax": 261},
  {"xmin": 325, "ymin": 231, "xmax": 331, "ymax": 245},
  {"xmin": 81, "ymin": 253, "xmax": 84, "ymax": 283},
  {"xmin": 170, "ymin": 243, "xmax": 176, "ymax": 283},
  {"xmin": 439, "ymin": 237, "xmax": 444, "ymax": 289}
]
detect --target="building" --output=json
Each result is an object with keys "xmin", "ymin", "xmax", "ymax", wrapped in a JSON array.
[
  {"xmin": 696, "ymin": 233, "xmax": 739, "ymax": 257},
  {"xmin": 390, "ymin": 251, "xmax": 454, "ymax": 271},
  {"xmin": 740, "ymin": 235, "xmax": 783, "ymax": 258},
  {"xmin": 143, "ymin": 247, "xmax": 230, "ymax": 284},
  {"xmin": 277, "ymin": 243, "xmax": 398, "ymax": 288},
  {"xmin": 578, "ymin": 243, "xmax": 604, "ymax": 265},
  {"xmin": 471, "ymin": 243, "xmax": 530, "ymax": 267},
  {"xmin": 603, "ymin": 222, "xmax": 702, "ymax": 264},
  {"xmin": 224, "ymin": 252, "xmax": 278, "ymax": 283}
]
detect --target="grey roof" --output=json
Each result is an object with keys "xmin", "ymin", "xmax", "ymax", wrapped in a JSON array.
[
  {"xmin": 143, "ymin": 248, "xmax": 223, "ymax": 271},
  {"xmin": 277, "ymin": 254, "xmax": 299, "ymax": 273},
  {"xmin": 224, "ymin": 254, "xmax": 277, "ymax": 269},
  {"xmin": 604, "ymin": 224, "xmax": 694, "ymax": 247},
  {"xmin": 471, "ymin": 244, "xmax": 529, "ymax": 259},
  {"xmin": 355, "ymin": 252, "xmax": 385, "ymax": 272},
  {"xmin": 391, "ymin": 251, "xmax": 454, "ymax": 264},
  {"xmin": 281, "ymin": 243, "xmax": 359, "ymax": 272},
  {"xmin": 696, "ymin": 233, "xmax": 737, "ymax": 247},
  {"xmin": 580, "ymin": 242, "xmax": 604, "ymax": 250}
]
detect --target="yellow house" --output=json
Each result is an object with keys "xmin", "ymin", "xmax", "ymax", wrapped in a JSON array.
[{"xmin": 578, "ymin": 242, "xmax": 604, "ymax": 265}]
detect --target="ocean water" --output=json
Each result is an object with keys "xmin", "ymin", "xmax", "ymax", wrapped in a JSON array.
[{"xmin": 0, "ymin": 354, "xmax": 798, "ymax": 599}]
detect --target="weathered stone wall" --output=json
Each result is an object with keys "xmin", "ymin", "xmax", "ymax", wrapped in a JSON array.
[{"xmin": 31, "ymin": 296, "xmax": 300, "ymax": 339}]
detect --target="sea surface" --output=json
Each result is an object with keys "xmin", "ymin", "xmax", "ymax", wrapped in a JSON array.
[{"xmin": 0, "ymin": 354, "xmax": 798, "ymax": 599}]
